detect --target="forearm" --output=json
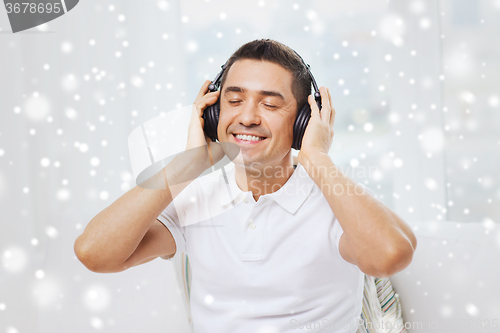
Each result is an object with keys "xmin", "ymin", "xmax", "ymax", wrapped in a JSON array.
[
  {"xmin": 74, "ymin": 182, "xmax": 171, "ymax": 270},
  {"xmin": 75, "ymin": 150, "xmax": 212, "ymax": 270},
  {"xmin": 301, "ymin": 152, "xmax": 417, "ymax": 273}
]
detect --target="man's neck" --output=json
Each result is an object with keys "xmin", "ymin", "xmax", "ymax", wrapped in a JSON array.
[{"xmin": 234, "ymin": 158, "xmax": 296, "ymax": 202}]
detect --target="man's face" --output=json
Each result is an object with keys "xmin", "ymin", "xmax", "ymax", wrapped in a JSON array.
[{"xmin": 217, "ymin": 59, "xmax": 297, "ymax": 168}]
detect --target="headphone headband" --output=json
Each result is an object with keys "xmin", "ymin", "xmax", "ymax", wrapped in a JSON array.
[
  {"xmin": 208, "ymin": 62, "xmax": 227, "ymax": 92},
  {"xmin": 291, "ymin": 50, "xmax": 321, "ymax": 98}
]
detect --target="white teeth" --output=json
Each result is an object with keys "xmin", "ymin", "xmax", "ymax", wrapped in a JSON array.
[{"xmin": 235, "ymin": 134, "xmax": 265, "ymax": 142}]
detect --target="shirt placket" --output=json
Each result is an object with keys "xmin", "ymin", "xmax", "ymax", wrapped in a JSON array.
[{"xmin": 239, "ymin": 195, "xmax": 269, "ymax": 261}]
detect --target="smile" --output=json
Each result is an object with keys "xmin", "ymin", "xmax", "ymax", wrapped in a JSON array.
[{"xmin": 233, "ymin": 133, "xmax": 266, "ymax": 143}]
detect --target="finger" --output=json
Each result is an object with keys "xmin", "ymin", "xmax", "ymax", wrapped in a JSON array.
[
  {"xmin": 308, "ymin": 95, "xmax": 320, "ymax": 118},
  {"xmin": 327, "ymin": 88, "xmax": 336, "ymax": 128},
  {"xmin": 319, "ymin": 86, "xmax": 330, "ymax": 123},
  {"xmin": 195, "ymin": 80, "xmax": 212, "ymax": 102},
  {"xmin": 195, "ymin": 91, "xmax": 220, "ymax": 116}
]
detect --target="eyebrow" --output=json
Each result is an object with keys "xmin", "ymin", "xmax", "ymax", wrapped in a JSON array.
[{"xmin": 223, "ymin": 86, "xmax": 285, "ymax": 100}]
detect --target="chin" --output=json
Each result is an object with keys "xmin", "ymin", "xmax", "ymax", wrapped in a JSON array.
[
  {"xmin": 231, "ymin": 153, "xmax": 265, "ymax": 169},
  {"xmin": 232, "ymin": 153, "xmax": 254, "ymax": 166}
]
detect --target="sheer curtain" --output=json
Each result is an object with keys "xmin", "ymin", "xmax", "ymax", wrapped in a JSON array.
[
  {"xmin": 1, "ymin": 1, "xmax": 191, "ymax": 332},
  {"xmin": 1, "ymin": 0, "xmax": 498, "ymax": 332}
]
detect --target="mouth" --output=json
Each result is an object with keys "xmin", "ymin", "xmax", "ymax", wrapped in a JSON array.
[{"xmin": 232, "ymin": 133, "xmax": 267, "ymax": 144}]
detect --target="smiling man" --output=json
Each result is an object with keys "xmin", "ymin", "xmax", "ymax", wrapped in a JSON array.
[{"xmin": 75, "ymin": 39, "xmax": 417, "ymax": 333}]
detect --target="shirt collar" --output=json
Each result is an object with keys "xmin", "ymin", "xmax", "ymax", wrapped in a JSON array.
[{"xmin": 218, "ymin": 163, "xmax": 315, "ymax": 214}]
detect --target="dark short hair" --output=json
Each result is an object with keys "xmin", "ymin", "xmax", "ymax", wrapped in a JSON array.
[{"xmin": 219, "ymin": 39, "xmax": 312, "ymax": 111}]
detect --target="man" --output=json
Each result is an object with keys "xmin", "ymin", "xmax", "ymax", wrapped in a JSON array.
[{"xmin": 75, "ymin": 39, "xmax": 417, "ymax": 332}]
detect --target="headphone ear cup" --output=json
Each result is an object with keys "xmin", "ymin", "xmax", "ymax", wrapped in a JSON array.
[
  {"xmin": 202, "ymin": 98, "xmax": 220, "ymax": 142},
  {"xmin": 292, "ymin": 103, "xmax": 312, "ymax": 150}
]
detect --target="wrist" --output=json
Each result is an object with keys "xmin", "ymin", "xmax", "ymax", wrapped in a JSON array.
[
  {"xmin": 167, "ymin": 148, "xmax": 211, "ymax": 186},
  {"xmin": 299, "ymin": 151, "xmax": 334, "ymax": 181},
  {"xmin": 299, "ymin": 150, "xmax": 329, "ymax": 168}
]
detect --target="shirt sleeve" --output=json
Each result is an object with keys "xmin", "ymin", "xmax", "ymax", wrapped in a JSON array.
[
  {"xmin": 332, "ymin": 183, "xmax": 377, "ymax": 250},
  {"xmin": 157, "ymin": 200, "xmax": 186, "ymax": 260}
]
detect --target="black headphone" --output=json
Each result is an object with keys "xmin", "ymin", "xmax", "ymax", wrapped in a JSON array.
[{"xmin": 202, "ymin": 50, "xmax": 322, "ymax": 150}]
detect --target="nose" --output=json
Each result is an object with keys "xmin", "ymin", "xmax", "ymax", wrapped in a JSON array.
[{"xmin": 237, "ymin": 101, "xmax": 261, "ymax": 127}]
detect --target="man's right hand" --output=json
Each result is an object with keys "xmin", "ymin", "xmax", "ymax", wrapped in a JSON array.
[
  {"xmin": 152, "ymin": 80, "xmax": 228, "ymax": 191},
  {"xmin": 186, "ymin": 80, "xmax": 228, "ymax": 170},
  {"xmin": 187, "ymin": 80, "xmax": 220, "ymax": 151}
]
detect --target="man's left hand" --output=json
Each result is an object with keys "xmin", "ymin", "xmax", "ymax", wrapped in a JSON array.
[{"xmin": 297, "ymin": 86, "xmax": 335, "ymax": 165}]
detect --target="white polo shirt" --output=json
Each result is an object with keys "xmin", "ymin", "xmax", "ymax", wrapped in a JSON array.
[{"xmin": 157, "ymin": 162, "xmax": 372, "ymax": 333}]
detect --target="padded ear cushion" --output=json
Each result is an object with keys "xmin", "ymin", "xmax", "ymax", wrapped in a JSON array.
[
  {"xmin": 292, "ymin": 103, "xmax": 312, "ymax": 150},
  {"xmin": 202, "ymin": 98, "xmax": 220, "ymax": 142}
]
